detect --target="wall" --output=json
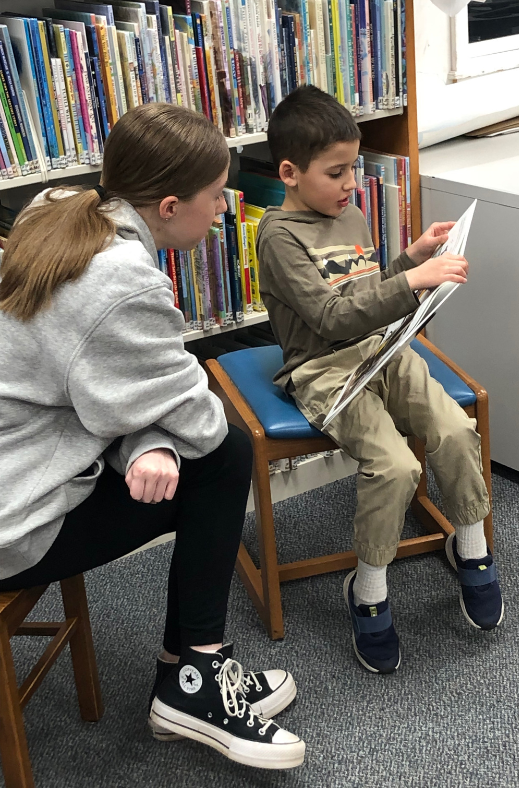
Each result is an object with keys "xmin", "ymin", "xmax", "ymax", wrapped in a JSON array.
[{"xmin": 415, "ymin": 0, "xmax": 519, "ymax": 148}]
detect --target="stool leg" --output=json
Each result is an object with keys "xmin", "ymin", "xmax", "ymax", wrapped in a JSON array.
[
  {"xmin": 60, "ymin": 576, "xmax": 104, "ymax": 722},
  {"xmin": 252, "ymin": 452, "xmax": 285, "ymax": 640},
  {"xmin": 0, "ymin": 622, "xmax": 35, "ymax": 788}
]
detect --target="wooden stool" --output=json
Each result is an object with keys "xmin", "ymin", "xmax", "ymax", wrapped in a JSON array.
[
  {"xmin": 0, "ymin": 574, "xmax": 103, "ymax": 788},
  {"xmin": 206, "ymin": 334, "xmax": 493, "ymax": 640}
]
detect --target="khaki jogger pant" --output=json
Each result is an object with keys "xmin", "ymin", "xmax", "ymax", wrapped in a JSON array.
[{"xmin": 291, "ymin": 336, "xmax": 490, "ymax": 566}]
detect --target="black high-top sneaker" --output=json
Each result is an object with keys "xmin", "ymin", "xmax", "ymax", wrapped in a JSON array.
[
  {"xmin": 148, "ymin": 647, "xmax": 297, "ymax": 742},
  {"xmin": 150, "ymin": 644, "xmax": 305, "ymax": 769}
]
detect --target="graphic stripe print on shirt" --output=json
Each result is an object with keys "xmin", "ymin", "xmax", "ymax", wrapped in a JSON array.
[{"xmin": 307, "ymin": 244, "xmax": 380, "ymax": 289}]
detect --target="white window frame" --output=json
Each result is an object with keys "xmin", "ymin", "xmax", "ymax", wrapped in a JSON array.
[{"xmin": 449, "ymin": 6, "xmax": 519, "ymax": 81}]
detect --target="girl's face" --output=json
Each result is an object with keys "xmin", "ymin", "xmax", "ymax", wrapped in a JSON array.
[{"xmin": 164, "ymin": 169, "xmax": 229, "ymax": 251}]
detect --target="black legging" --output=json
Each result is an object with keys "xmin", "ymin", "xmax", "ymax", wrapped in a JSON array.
[{"xmin": 0, "ymin": 425, "xmax": 253, "ymax": 654}]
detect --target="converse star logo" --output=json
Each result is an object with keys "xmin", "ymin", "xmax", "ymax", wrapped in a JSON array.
[{"xmin": 179, "ymin": 665, "xmax": 203, "ymax": 694}]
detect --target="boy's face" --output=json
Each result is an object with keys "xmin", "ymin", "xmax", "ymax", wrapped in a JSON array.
[{"xmin": 279, "ymin": 140, "xmax": 360, "ymax": 217}]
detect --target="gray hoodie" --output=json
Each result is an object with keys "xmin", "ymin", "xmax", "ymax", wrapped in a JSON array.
[{"xmin": 0, "ymin": 196, "xmax": 227, "ymax": 579}]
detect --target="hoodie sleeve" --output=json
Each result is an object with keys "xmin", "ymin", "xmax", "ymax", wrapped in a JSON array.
[
  {"xmin": 66, "ymin": 283, "xmax": 227, "ymax": 459},
  {"xmin": 104, "ymin": 427, "xmax": 180, "ymax": 475},
  {"xmin": 261, "ymin": 230, "xmax": 418, "ymax": 342}
]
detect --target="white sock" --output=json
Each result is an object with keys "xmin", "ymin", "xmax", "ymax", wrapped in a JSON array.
[
  {"xmin": 353, "ymin": 560, "xmax": 388, "ymax": 606},
  {"xmin": 455, "ymin": 520, "xmax": 487, "ymax": 561}
]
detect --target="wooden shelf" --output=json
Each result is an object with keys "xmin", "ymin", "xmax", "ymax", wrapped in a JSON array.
[{"xmin": 183, "ymin": 310, "xmax": 269, "ymax": 343}]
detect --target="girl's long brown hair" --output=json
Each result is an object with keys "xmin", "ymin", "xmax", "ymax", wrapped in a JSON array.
[{"xmin": 0, "ymin": 104, "xmax": 230, "ymax": 321}]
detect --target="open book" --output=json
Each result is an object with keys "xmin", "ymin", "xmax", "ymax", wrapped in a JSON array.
[{"xmin": 322, "ymin": 200, "xmax": 477, "ymax": 429}]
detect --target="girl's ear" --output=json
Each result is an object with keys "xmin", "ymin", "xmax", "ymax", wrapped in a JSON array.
[
  {"xmin": 159, "ymin": 195, "xmax": 179, "ymax": 221},
  {"xmin": 279, "ymin": 160, "xmax": 299, "ymax": 189}
]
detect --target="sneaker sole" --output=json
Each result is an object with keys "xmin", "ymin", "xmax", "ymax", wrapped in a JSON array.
[
  {"xmin": 150, "ymin": 700, "xmax": 305, "ymax": 769},
  {"xmin": 445, "ymin": 533, "xmax": 504, "ymax": 630},
  {"xmin": 344, "ymin": 571, "xmax": 401, "ymax": 675},
  {"xmin": 149, "ymin": 674, "xmax": 297, "ymax": 742}
]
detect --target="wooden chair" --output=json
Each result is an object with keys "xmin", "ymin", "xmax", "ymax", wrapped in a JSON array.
[
  {"xmin": 206, "ymin": 334, "xmax": 493, "ymax": 641},
  {"xmin": 0, "ymin": 574, "xmax": 103, "ymax": 788}
]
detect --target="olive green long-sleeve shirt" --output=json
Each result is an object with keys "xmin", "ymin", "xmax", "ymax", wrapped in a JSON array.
[{"xmin": 257, "ymin": 204, "xmax": 420, "ymax": 389}]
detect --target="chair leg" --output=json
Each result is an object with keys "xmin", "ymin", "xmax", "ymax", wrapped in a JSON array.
[
  {"xmin": 0, "ymin": 622, "xmax": 35, "ymax": 788},
  {"xmin": 60, "ymin": 576, "xmax": 103, "ymax": 722},
  {"xmin": 252, "ymin": 453, "xmax": 285, "ymax": 641},
  {"xmin": 475, "ymin": 398, "xmax": 494, "ymax": 552}
]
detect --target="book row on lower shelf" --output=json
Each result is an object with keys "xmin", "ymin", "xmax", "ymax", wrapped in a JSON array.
[
  {"xmin": 0, "ymin": 0, "xmax": 406, "ymax": 180},
  {"xmin": 156, "ymin": 188, "xmax": 267, "ymax": 332}
]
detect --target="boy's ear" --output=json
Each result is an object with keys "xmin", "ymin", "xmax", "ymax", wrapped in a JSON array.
[{"xmin": 278, "ymin": 160, "xmax": 299, "ymax": 188}]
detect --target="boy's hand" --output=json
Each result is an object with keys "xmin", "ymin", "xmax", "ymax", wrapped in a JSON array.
[
  {"xmin": 406, "ymin": 221, "xmax": 456, "ymax": 265},
  {"xmin": 405, "ymin": 253, "xmax": 468, "ymax": 291},
  {"xmin": 125, "ymin": 448, "xmax": 179, "ymax": 503}
]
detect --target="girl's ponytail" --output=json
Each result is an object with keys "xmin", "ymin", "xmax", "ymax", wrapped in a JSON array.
[{"xmin": 0, "ymin": 187, "xmax": 115, "ymax": 321}]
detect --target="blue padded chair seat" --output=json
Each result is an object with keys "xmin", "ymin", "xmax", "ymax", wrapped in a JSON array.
[{"xmin": 217, "ymin": 339, "xmax": 476, "ymax": 441}]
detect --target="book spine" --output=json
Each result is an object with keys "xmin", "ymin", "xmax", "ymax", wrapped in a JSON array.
[
  {"xmin": 173, "ymin": 250, "xmax": 185, "ymax": 318},
  {"xmin": 38, "ymin": 21, "xmax": 66, "ymax": 167},
  {"xmin": 195, "ymin": 46, "xmax": 211, "ymax": 118},
  {"xmin": 87, "ymin": 54, "xmax": 105, "ymax": 156},
  {"xmin": 174, "ymin": 29, "xmax": 189, "ymax": 107},
  {"xmin": 96, "ymin": 22, "xmax": 118, "ymax": 127},
  {"xmin": 134, "ymin": 36, "xmax": 149, "ymax": 104},
  {"xmin": 69, "ymin": 30, "xmax": 94, "ymax": 162},
  {"xmin": 109, "ymin": 24, "xmax": 128, "ymax": 115},
  {"xmin": 56, "ymin": 26, "xmax": 84, "ymax": 163},
  {"xmin": 200, "ymin": 13, "xmax": 221, "ymax": 128},
  {"xmin": 167, "ymin": 248, "xmax": 180, "ymax": 310},
  {"xmin": 117, "ymin": 30, "xmax": 137, "ymax": 109},
  {"xmin": 51, "ymin": 57, "xmax": 75, "ymax": 165},
  {"xmin": 246, "ymin": 220, "xmax": 261, "ymax": 309},
  {"xmin": 178, "ymin": 251, "xmax": 191, "ymax": 327},
  {"xmin": 147, "ymin": 19, "xmax": 165, "ymax": 102},
  {"xmin": 217, "ymin": 218, "xmax": 233, "ymax": 322},
  {"xmin": 64, "ymin": 28, "xmax": 89, "ymax": 162},
  {"xmin": 92, "ymin": 55, "xmax": 110, "ymax": 141},
  {"xmin": 163, "ymin": 34, "xmax": 177, "ymax": 105}
]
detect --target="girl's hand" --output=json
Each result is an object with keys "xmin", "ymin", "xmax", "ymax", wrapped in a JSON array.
[
  {"xmin": 406, "ymin": 221, "xmax": 456, "ymax": 265},
  {"xmin": 125, "ymin": 448, "xmax": 179, "ymax": 503},
  {"xmin": 405, "ymin": 252, "xmax": 468, "ymax": 291}
]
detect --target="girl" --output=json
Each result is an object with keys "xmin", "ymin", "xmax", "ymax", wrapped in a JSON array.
[{"xmin": 0, "ymin": 104, "xmax": 304, "ymax": 771}]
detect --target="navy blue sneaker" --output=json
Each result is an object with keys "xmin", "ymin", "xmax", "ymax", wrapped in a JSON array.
[
  {"xmin": 446, "ymin": 533, "xmax": 504, "ymax": 630},
  {"xmin": 343, "ymin": 571, "xmax": 401, "ymax": 674}
]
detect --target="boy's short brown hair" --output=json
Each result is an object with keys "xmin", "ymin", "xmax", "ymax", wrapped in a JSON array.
[{"xmin": 267, "ymin": 86, "xmax": 362, "ymax": 172}]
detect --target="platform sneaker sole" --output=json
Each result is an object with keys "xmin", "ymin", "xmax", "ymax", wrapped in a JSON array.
[{"xmin": 150, "ymin": 699, "xmax": 305, "ymax": 769}]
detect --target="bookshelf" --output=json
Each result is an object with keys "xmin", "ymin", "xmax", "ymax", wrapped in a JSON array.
[{"xmin": 0, "ymin": 0, "xmax": 420, "ymax": 335}]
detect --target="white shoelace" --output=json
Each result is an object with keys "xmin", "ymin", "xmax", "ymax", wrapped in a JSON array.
[{"xmin": 214, "ymin": 658, "xmax": 273, "ymax": 735}]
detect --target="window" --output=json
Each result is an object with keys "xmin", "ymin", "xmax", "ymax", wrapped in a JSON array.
[{"xmin": 450, "ymin": 0, "xmax": 519, "ymax": 80}]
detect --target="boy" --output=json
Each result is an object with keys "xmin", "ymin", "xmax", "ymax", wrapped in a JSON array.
[{"xmin": 257, "ymin": 86, "xmax": 503, "ymax": 674}]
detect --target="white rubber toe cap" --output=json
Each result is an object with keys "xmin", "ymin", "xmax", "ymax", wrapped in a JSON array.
[
  {"xmin": 263, "ymin": 669, "xmax": 288, "ymax": 691},
  {"xmin": 272, "ymin": 728, "xmax": 301, "ymax": 744}
]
